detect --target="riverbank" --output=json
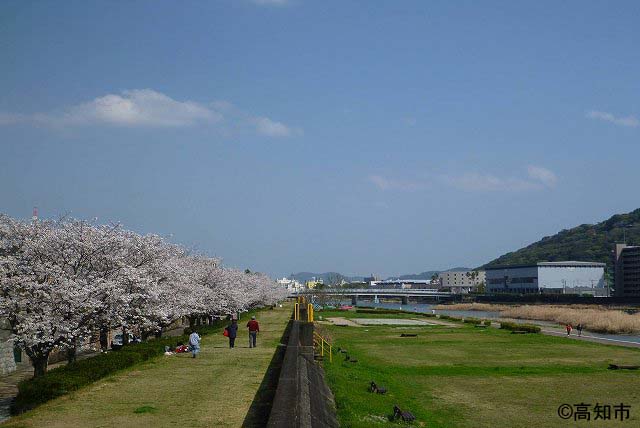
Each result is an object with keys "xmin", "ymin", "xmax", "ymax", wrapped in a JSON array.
[
  {"xmin": 1, "ymin": 304, "xmax": 292, "ymax": 428},
  {"xmin": 321, "ymin": 308, "xmax": 640, "ymax": 427},
  {"xmin": 435, "ymin": 303, "xmax": 640, "ymax": 334}
]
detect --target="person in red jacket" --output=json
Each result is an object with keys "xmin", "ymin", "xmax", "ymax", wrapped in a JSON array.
[{"xmin": 247, "ymin": 316, "xmax": 260, "ymax": 348}]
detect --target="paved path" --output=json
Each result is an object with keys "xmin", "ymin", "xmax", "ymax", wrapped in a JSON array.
[{"xmin": 540, "ymin": 327, "xmax": 640, "ymax": 348}]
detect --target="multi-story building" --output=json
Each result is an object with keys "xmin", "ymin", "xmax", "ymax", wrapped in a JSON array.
[
  {"xmin": 614, "ymin": 244, "xmax": 640, "ymax": 297},
  {"xmin": 277, "ymin": 277, "xmax": 303, "ymax": 292},
  {"xmin": 363, "ymin": 274, "xmax": 379, "ymax": 285},
  {"xmin": 485, "ymin": 261, "xmax": 606, "ymax": 295},
  {"xmin": 439, "ymin": 270, "xmax": 486, "ymax": 293},
  {"xmin": 305, "ymin": 278, "xmax": 324, "ymax": 289}
]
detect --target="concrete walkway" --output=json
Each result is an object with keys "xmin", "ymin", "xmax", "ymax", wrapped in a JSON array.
[{"xmin": 540, "ymin": 327, "xmax": 640, "ymax": 348}]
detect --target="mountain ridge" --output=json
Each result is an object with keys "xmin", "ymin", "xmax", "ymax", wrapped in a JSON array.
[{"xmin": 480, "ymin": 208, "xmax": 640, "ymax": 271}]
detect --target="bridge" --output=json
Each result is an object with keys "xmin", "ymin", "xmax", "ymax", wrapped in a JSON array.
[{"xmin": 290, "ymin": 288, "xmax": 454, "ymax": 305}]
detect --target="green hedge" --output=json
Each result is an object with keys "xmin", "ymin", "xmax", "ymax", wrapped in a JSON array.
[
  {"xmin": 12, "ymin": 310, "xmax": 259, "ymax": 415},
  {"xmin": 499, "ymin": 321, "xmax": 541, "ymax": 333}
]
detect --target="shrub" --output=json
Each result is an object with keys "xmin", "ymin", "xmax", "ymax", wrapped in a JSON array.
[
  {"xmin": 463, "ymin": 318, "xmax": 482, "ymax": 325},
  {"xmin": 499, "ymin": 321, "xmax": 540, "ymax": 333},
  {"xmin": 12, "ymin": 337, "xmax": 178, "ymax": 414},
  {"xmin": 483, "ymin": 320, "xmax": 492, "ymax": 327}
]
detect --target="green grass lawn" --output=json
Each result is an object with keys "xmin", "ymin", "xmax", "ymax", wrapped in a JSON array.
[
  {"xmin": 2, "ymin": 305, "xmax": 292, "ymax": 428},
  {"xmin": 321, "ymin": 310, "xmax": 640, "ymax": 428}
]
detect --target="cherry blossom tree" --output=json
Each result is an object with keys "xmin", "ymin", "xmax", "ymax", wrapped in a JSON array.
[{"xmin": 0, "ymin": 213, "xmax": 287, "ymax": 377}]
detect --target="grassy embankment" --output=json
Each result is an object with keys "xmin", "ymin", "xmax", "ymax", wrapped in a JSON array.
[
  {"xmin": 2, "ymin": 304, "xmax": 292, "ymax": 428},
  {"xmin": 320, "ymin": 309, "xmax": 640, "ymax": 428},
  {"xmin": 435, "ymin": 303, "xmax": 640, "ymax": 334}
]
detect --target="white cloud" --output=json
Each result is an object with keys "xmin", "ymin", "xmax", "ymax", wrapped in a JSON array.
[
  {"xmin": 586, "ymin": 110, "xmax": 639, "ymax": 128},
  {"xmin": 527, "ymin": 165, "xmax": 557, "ymax": 187},
  {"xmin": 442, "ymin": 166, "xmax": 558, "ymax": 192},
  {"xmin": 0, "ymin": 113, "xmax": 24, "ymax": 125},
  {"xmin": 0, "ymin": 89, "xmax": 300, "ymax": 138},
  {"xmin": 255, "ymin": 117, "xmax": 295, "ymax": 137},
  {"xmin": 368, "ymin": 175, "xmax": 425, "ymax": 191},
  {"xmin": 62, "ymin": 89, "xmax": 219, "ymax": 127},
  {"xmin": 369, "ymin": 166, "xmax": 558, "ymax": 193}
]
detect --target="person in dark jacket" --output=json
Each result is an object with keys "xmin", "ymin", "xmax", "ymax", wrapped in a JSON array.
[
  {"xmin": 227, "ymin": 319, "xmax": 239, "ymax": 348},
  {"xmin": 247, "ymin": 316, "xmax": 260, "ymax": 348}
]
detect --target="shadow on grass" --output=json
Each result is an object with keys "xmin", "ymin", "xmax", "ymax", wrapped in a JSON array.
[{"xmin": 241, "ymin": 320, "xmax": 293, "ymax": 428}]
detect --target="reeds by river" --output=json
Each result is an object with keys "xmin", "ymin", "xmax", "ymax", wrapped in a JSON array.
[{"xmin": 435, "ymin": 303, "xmax": 640, "ymax": 334}]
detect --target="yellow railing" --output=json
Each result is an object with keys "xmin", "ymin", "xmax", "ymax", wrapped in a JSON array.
[
  {"xmin": 293, "ymin": 297, "xmax": 314, "ymax": 322},
  {"xmin": 313, "ymin": 331, "xmax": 332, "ymax": 363},
  {"xmin": 294, "ymin": 296, "xmax": 306, "ymax": 320}
]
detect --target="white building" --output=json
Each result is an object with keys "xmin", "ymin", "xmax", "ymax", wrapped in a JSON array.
[
  {"xmin": 277, "ymin": 277, "xmax": 303, "ymax": 292},
  {"xmin": 439, "ymin": 270, "xmax": 486, "ymax": 293}
]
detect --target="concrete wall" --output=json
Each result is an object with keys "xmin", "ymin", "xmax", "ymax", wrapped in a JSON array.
[{"xmin": 267, "ymin": 320, "xmax": 338, "ymax": 428}]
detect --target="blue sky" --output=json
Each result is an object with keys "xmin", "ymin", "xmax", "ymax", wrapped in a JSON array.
[{"xmin": 1, "ymin": 0, "xmax": 638, "ymax": 278}]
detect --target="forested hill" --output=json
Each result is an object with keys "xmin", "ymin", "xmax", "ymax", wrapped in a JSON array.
[{"xmin": 481, "ymin": 208, "xmax": 640, "ymax": 270}]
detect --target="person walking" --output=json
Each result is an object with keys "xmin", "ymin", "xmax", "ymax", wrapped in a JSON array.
[
  {"xmin": 189, "ymin": 330, "xmax": 201, "ymax": 358},
  {"xmin": 576, "ymin": 323, "xmax": 583, "ymax": 337},
  {"xmin": 226, "ymin": 319, "xmax": 239, "ymax": 348},
  {"xmin": 247, "ymin": 316, "xmax": 260, "ymax": 348},
  {"xmin": 565, "ymin": 323, "xmax": 572, "ymax": 336}
]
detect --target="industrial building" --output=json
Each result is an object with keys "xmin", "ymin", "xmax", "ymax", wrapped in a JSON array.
[
  {"xmin": 486, "ymin": 261, "xmax": 607, "ymax": 295},
  {"xmin": 614, "ymin": 244, "xmax": 640, "ymax": 297}
]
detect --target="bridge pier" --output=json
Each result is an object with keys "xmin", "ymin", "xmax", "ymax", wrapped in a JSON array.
[
  {"xmin": 374, "ymin": 295, "xmax": 379, "ymax": 304},
  {"xmin": 351, "ymin": 295, "xmax": 357, "ymax": 305},
  {"xmin": 401, "ymin": 296, "xmax": 408, "ymax": 305}
]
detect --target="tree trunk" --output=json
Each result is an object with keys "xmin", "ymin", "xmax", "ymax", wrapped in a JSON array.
[
  {"xmin": 154, "ymin": 328, "xmax": 163, "ymax": 339},
  {"xmin": 122, "ymin": 327, "xmax": 130, "ymax": 345},
  {"xmin": 188, "ymin": 316, "xmax": 196, "ymax": 330},
  {"xmin": 66, "ymin": 340, "xmax": 77, "ymax": 365},
  {"xmin": 99, "ymin": 326, "xmax": 109, "ymax": 352},
  {"xmin": 32, "ymin": 355, "xmax": 49, "ymax": 378}
]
